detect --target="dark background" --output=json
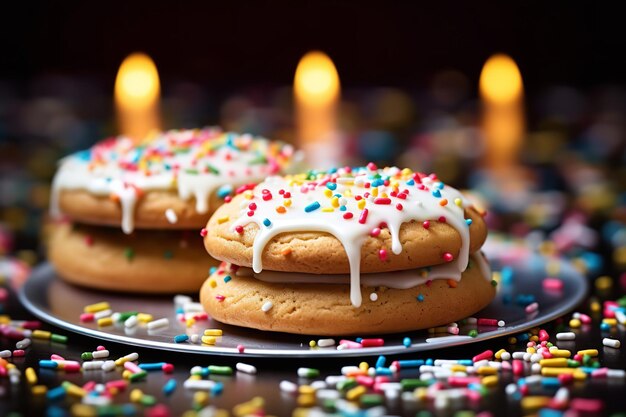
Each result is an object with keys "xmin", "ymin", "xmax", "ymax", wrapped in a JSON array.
[{"xmin": 3, "ymin": 2, "xmax": 626, "ymax": 90}]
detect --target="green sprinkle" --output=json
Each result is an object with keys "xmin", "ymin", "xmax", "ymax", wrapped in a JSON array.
[
  {"xmin": 185, "ymin": 168, "xmax": 199, "ymax": 175},
  {"xmin": 491, "ymin": 279, "xmax": 498, "ymax": 287},
  {"xmin": 249, "ymin": 155, "xmax": 268, "ymax": 165},
  {"xmin": 51, "ymin": 334, "xmax": 67, "ymax": 344},
  {"xmin": 124, "ymin": 248, "xmax": 135, "ymax": 261},
  {"xmin": 207, "ymin": 365, "xmax": 233, "ymax": 375},
  {"xmin": 337, "ymin": 378, "xmax": 357, "ymax": 391},
  {"xmin": 400, "ymin": 379, "xmax": 430, "ymax": 390},
  {"xmin": 163, "ymin": 250, "xmax": 174, "ymax": 259},
  {"xmin": 81, "ymin": 352, "xmax": 93, "ymax": 360},
  {"xmin": 118, "ymin": 311, "xmax": 138, "ymax": 322},
  {"xmin": 468, "ymin": 329, "xmax": 478, "ymax": 338},
  {"xmin": 129, "ymin": 371, "xmax": 148, "ymax": 382},
  {"xmin": 360, "ymin": 394, "xmax": 384, "ymax": 406},
  {"xmin": 140, "ymin": 394, "xmax": 157, "ymax": 406},
  {"xmin": 205, "ymin": 164, "xmax": 220, "ymax": 175}
]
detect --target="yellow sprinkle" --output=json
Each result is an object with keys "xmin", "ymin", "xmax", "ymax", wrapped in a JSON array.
[
  {"xmin": 346, "ymin": 385, "xmax": 367, "ymax": 401},
  {"xmin": 243, "ymin": 190, "xmax": 254, "ymax": 200},
  {"xmin": 381, "ymin": 192, "xmax": 388, "ymax": 198},
  {"xmin": 299, "ymin": 385, "xmax": 315, "ymax": 395},
  {"xmin": 309, "ymin": 340, "xmax": 316, "ymax": 348},
  {"xmin": 84, "ymin": 302, "xmax": 110, "ymax": 313},
  {"xmin": 414, "ymin": 387, "xmax": 428, "ymax": 400},
  {"xmin": 590, "ymin": 300, "xmax": 601, "ymax": 312},
  {"xmin": 63, "ymin": 381, "xmax": 87, "ymax": 398},
  {"xmin": 539, "ymin": 358, "xmax": 568, "ymax": 367},
  {"xmin": 324, "ymin": 189, "xmax": 333, "ymax": 198},
  {"xmin": 70, "ymin": 404, "xmax": 96, "ymax": 417},
  {"xmin": 31, "ymin": 385, "xmax": 48, "ymax": 396},
  {"xmin": 450, "ymin": 365, "xmax": 466, "ymax": 372},
  {"xmin": 0, "ymin": 315, "xmax": 10, "ymax": 324},
  {"xmin": 569, "ymin": 319, "xmax": 581, "ymax": 328},
  {"xmin": 186, "ymin": 318, "xmax": 195, "ymax": 328},
  {"xmin": 371, "ymin": 187, "xmax": 378, "ymax": 197},
  {"xmin": 603, "ymin": 318, "xmax": 617, "ymax": 326},
  {"xmin": 284, "ymin": 199, "xmax": 292, "ymax": 207},
  {"xmin": 194, "ymin": 391, "xmax": 209, "ymax": 406},
  {"xmin": 550, "ymin": 349, "xmax": 571, "ymax": 358},
  {"xmin": 526, "ymin": 347, "xmax": 536, "ymax": 354},
  {"xmin": 25, "ymin": 367, "xmax": 38, "ymax": 385},
  {"xmin": 209, "ymin": 279, "xmax": 217, "ymax": 288},
  {"xmin": 297, "ymin": 393, "xmax": 316, "ymax": 407},
  {"xmin": 331, "ymin": 197, "xmax": 339, "ymax": 208},
  {"xmin": 137, "ymin": 313, "xmax": 153, "ymax": 323},
  {"xmin": 595, "ymin": 276, "xmax": 612, "ymax": 290},
  {"xmin": 402, "ymin": 168, "xmax": 413, "ymax": 176},
  {"xmin": 201, "ymin": 335, "xmax": 216, "ymax": 345},
  {"xmin": 321, "ymin": 207, "xmax": 334, "ymax": 212},
  {"xmin": 97, "ymin": 317, "xmax": 113, "ymax": 327},
  {"xmin": 32, "ymin": 330, "xmax": 51, "ymax": 340},
  {"xmin": 521, "ymin": 396, "xmax": 551, "ymax": 411},
  {"xmin": 481, "ymin": 375, "xmax": 498, "ymax": 387},
  {"xmin": 344, "ymin": 189, "xmax": 353, "ymax": 197},
  {"xmin": 233, "ymin": 397, "xmax": 265, "ymax": 416},
  {"xmin": 123, "ymin": 370, "xmax": 133, "ymax": 380},
  {"xmin": 577, "ymin": 349, "xmax": 599, "ymax": 357},
  {"xmin": 130, "ymin": 389, "xmax": 144, "ymax": 403},
  {"xmin": 359, "ymin": 361, "xmax": 369, "ymax": 372},
  {"xmin": 357, "ymin": 200, "xmax": 366, "ymax": 210},
  {"xmin": 189, "ymin": 374, "xmax": 202, "ymax": 381},
  {"xmin": 477, "ymin": 367, "xmax": 497, "ymax": 375},
  {"xmin": 204, "ymin": 329, "xmax": 223, "ymax": 336},
  {"xmin": 454, "ymin": 198, "xmax": 463, "ymax": 207},
  {"xmin": 541, "ymin": 367, "xmax": 578, "ymax": 377},
  {"xmin": 545, "ymin": 260, "xmax": 560, "ymax": 276},
  {"xmin": 217, "ymin": 216, "xmax": 229, "ymax": 224},
  {"xmin": 494, "ymin": 349, "xmax": 507, "ymax": 360},
  {"xmin": 573, "ymin": 370, "xmax": 587, "ymax": 380},
  {"xmin": 529, "ymin": 335, "xmax": 539, "ymax": 342}
]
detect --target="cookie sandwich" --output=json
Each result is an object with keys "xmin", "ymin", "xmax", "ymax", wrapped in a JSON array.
[
  {"xmin": 201, "ymin": 164, "xmax": 495, "ymax": 335},
  {"xmin": 48, "ymin": 128, "xmax": 297, "ymax": 293}
]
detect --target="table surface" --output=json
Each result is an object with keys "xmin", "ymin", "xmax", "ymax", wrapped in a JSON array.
[{"xmin": 1, "ymin": 271, "xmax": 626, "ymax": 417}]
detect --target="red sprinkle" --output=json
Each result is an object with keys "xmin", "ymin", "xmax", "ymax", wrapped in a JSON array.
[
  {"xmin": 235, "ymin": 225, "xmax": 244, "ymax": 234},
  {"xmin": 512, "ymin": 359, "xmax": 524, "ymax": 376},
  {"xmin": 370, "ymin": 228, "xmax": 381, "ymax": 237},
  {"xmin": 438, "ymin": 216, "xmax": 447, "ymax": 223},
  {"xmin": 224, "ymin": 196, "xmax": 232, "ymax": 203},
  {"xmin": 200, "ymin": 228, "xmax": 208, "ymax": 237},
  {"xmin": 477, "ymin": 318, "xmax": 498, "ymax": 326},
  {"xmin": 442, "ymin": 252, "xmax": 454, "ymax": 262},
  {"xmin": 367, "ymin": 162, "xmax": 377, "ymax": 171},
  {"xmin": 358, "ymin": 209, "xmax": 369, "ymax": 224},
  {"xmin": 422, "ymin": 221, "xmax": 430, "ymax": 229},
  {"xmin": 248, "ymin": 203, "xmax": 257, "ymax": 210},
  {"xmin": 80, "ymin": 313, "xmax": 95, "ymax": 323},
  {"xmin": 215, "ymin": 295, "xmax": 225, "ymax": 302},
  {"xmin": 343, "ymin": 212, "xmax": 353, "ymax": 220},
  {"xmin": 22, "ymin": 321, "xmax": 41, "ymax": 330},
  {"xmin": 379, "ymin": 249, "xmax": 388, "ymax": 261},
  {"xmin": 542, "ymin": 278, "xmax": 563, "ymax": 291},
  {"xmin": 162, "ymin": 363, "xmax": 174, "ymax": 373},
  {"xmin": 373, "ymin": 198, "xmax": 391, "ymax": 205},
  {"xmin": 558, "ymin": 373, "xmax": 573, "ymax": 385},
  {"xmin": 237, "ymin": 344, "xmax": 245, "ymax": 353},
  {"xmin": 361, "ymin": 338, "xmax": 384, "ymax": 347},
  {"xmin": 396, "ymin": 203, "xmax": 403, "ymax": 211},
  {"xmin": 12, "ymin": 349, "xmax": 25, "ymax": 357},
  {"xmin": 472, "ymin": 350, "xmax": 493, "ymax": 362},
  {"xmin": 85, "ymin": 236, "xmax": 94, "ymax": 246}
]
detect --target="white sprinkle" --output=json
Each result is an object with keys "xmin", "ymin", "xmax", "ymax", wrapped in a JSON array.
[
  {"xmin": 311, "ymin": 381, "xmax": 327, "ymax": 390},
  {"xmin": 279, "ymin": 380, "xmax": 298, "ymax": 393},
  {"xmin": 147, "ymin": 318, "xmax": 169, "ymax": 330},
  {"xmin": 0, "ymin": 350, "xmax": 12, "ymax": 358},
  {"xmin": 174, "ymin": 295, "xmax": 192, "ymax": 308},
  {"xmin": 101, "ymin": 360, "xmax": 116, "ymax": 372},
  {"xmin": 556, "ymin": 332, "xmax": 576, "ymax": 341},
  {"xmin": 94, "ymin": 309, "xmax": 112, "ymax": 320},
  {"xmin": 500, "ymin": 352, "xmax": 512, "ymax": 361},
  {"xmin": 369, "ymin": 293, "xmax": 378, "ymax": 301},
  {"xmin": 512, "ymin": 352, "xmax": 526, "ymax": 360},
  {"xmin": 82, "ymin": 395, "xmax": 111, "ymax": 406},
  {"xmin": 190, "ymin": 334, "xmax": 199, "ymax": 343},
  {"xmin": 603, "ymin": 338, "xmax": 621, "ymax": 348},
  {"xmin": 92, "ymin": 350, "xmax": 109, "ymax": 359},
  {"xmin": 83, "ymin": 361, "xmax": 105, "ymax": 370},
  {"xmin": 607, "ymin": 369, "xmax": 625, "ymax": 379},
  {"xmin": 184, "ymin": 379, "xmax": 216, "ymax": 390},
  {"xmin": 497, "ymin": 320, "xmax": 506, "ymax": 327},
  {"xmin": 261, "ymin": 301, "xmax": 273, "ymax": 312},
  {"xmin": 183, "ymin": 302, "xmax": 204, "ymax": 313},
  {"xmin": 165, "ymin": 209, "xmax": 178, "ymax": 224},
  {"xmin": 236, "ymin": 362, "xmax": 257, "ymax": 374},
  {"xmin": 111, "ymin": 312, "xmax": 121, "ymax": 322},
  {"xmin": 317, "ymin": 338, "xmax": 335, "ymax": 348},
  {"xmin": 16, "ymin": 338, "xmax": 31, "ymax": 350},
  {"xmin": 124, "ymin": 315, "xmax": 138, "ymax": 328},
  {"xmin": 425, "ymin": 336, "xmax": 473, "ymax": 344},
  {"xmin": 316, "ymin": 389, "xmax": 340, "ymax": 400}
]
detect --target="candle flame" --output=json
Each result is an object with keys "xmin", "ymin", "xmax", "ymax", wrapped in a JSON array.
[
  {"xmin": 294, "ymin": 51, "xmax": 340, "ymax": 107},
  {"xmin": 479, "ymin": 54, "xmax": 523, "ymax": 104},
  {"xmin": 114, "ymin": 53, "xmax": 161, "ymax": 140}
]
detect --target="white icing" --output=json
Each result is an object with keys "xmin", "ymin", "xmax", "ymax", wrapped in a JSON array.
[
  {"xmin": 50, "ymin": 129, "xmax": 294, "ymax": 233},
  {"xmin": 234, "ymin": 252, "xmax": 491, "ymax": 290},
  {"xmin": 231, "ymin": 166, "xmax": 477, "ymax": 307}
]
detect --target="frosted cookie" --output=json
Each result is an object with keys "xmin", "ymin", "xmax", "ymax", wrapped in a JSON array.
[
  {"xmin": 48, "ymin": 222, "xmax": 217, "ymax": 294},
  {"xmin": 200, "ymin": 253, "xmax": 494, "ymax": 335},
  {"xmin": 51, "ymin": 128, "xmax": 298, "ymax": 234}
]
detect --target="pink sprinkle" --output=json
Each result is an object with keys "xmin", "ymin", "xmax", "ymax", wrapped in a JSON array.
[
  {"xmin": 378, "ymin": 249, "xmax": 388, "ymax": 261},
  {"xmin": 448, "ymin": 376, "xmax": 480, "ymax": 387},
  {"xmin": 96, "ymin": 345, "xmax": 106, "ymax": 351},
  {"xmin": 338, "ymin": 340, "xmax": 363, "ymax": 349},
  {"xmin": 472, "ymin": 350, "xmax": 493, "ymax": 362},
  {"xmin": 358, "ymin": 209, "xmax": 369, "ymax": 224},
  {"xmin": 422, "ymin": 221, "xmax": 430, "ymax": 229},
  {"xmin": 124, "ymin": 361, "xmax": 142, "ymax": 374},
  {"xmin": 367, "ymin": 162, "xmax": 377, "ymax": 171},
  {"xmin": 512, "ymin": 360, "xmax": 524, "ymax": 376},
  {"xmin": 442, "ymin": 252, "xmax": 454, "ymax": 262},
  {"xmin": 215, "ymin": 295, "xmax": 225, "ymax": 301},
  {"xmin": 80, "ymin": 313, "xmax": 95, "ymax": 323},
  {"xmin": 237, "ymin": 344, "xmax": 245, "ymax": 353},
  {"xmin": 447, "ymin": 326, "xmax": 460, "ymax": 335},
  {"xmin": 200, "ymin": 228, "xmax": 208, "ymax": 237},
  {"xmin": 542, "ymin": 278, "xmax": 563, "ymax": 291},
  {"xmin": 591, "ymin": 367, "xmax": 608, "ymax": 379},
  {"xmin": 356, "ymin": 375, "xmax": 374, "ymax": 387},
  {"xmin": 162, "ymin": 363, "xmax": 174, "ymax": 373},
  {"xmin": 145, "ymin": 404, "xmax": 169, "ymax": 417},
  {"xmin": 570, "ymin": 398, "xmax": 604, "ymax": 413},
  {"xmin": 361, "ymin": 338, "xmax": 384, "ymax": 347},
  {"xmin": 83, "ymin": 381, "xmax": 97, "ymax": 391},
  {"xmin": 573, "ymin": 354, "xmax": 582, "ymax": 362},
  {"xmin": 525, "ymin": 302, "xmax": 539, "ymax": 314},
  {"xmin": 235, "ymin": 225, "xmax": 244, "ymax": 234},
  {"xmin": 105, "ymin": 379, "xmax": 128, "ymax": 391},
  {"xmin": 578, "ymin": 313, "xmax": 592, "ymax": 324},
  {"xmin": 51, "ymin": 354, "xmax": 65, "ymax": 361},
  {"xmin": 538, "ymin": 329, "xmax": 549, "ymax": 342},
  {"xmin": 370, "ymin": 228, "xmax": 381, "ymax": 237}
]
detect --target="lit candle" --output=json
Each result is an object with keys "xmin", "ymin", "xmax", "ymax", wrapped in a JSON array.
[
  {"xmin": 294, "ymin": 51, "xmax": 341, "ymax": 168},
  {"xmin": 114, "ymin": 52, "xmax": 161, "ymax": 142},
  {"xmin": 479, "ymin": 54, "xmax": 525, "ymax": 170}
]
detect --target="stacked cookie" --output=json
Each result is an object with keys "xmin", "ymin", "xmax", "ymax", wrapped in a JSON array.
[
  {"xmin": 48, "ymin": 128, "xmax": 297, "ymax": 293},
  {"xmin": 201, "ymin": 164, "xmax": 494, "ymax": 335}
]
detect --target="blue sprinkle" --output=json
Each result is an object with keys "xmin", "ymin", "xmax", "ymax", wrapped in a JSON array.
[
  {"xmin": 501, "ymin": 266, "xmax": 515, "ymax": 284},
  {"xmin": 600, "ymin": 322, "xmax": 610, "ymax": 331},
  {"xmin": 139, "ymin": 362, "xmax": 166, "ymax": 370},
  {"xmin": 416, "ymin": 294, "xmax": 424, "ymax": 302},
  {"xmin": 541, "ymin": 377, "xmax": 561, "ymax": 389},
  {"xmin": 46, "ymin": 386, "xmax": 66, "ymax": 402},
  {"xmin": 175, "ymin": 307, "xmax": 184, "ymax": 315},
  {"xmin": 209, "ymin": 267, "xmax": 218, "ymax": 275},
  {"xmin": 376, "ymin": 356, "xmax": 386, "ymax": 368},
  {"xmin": 465, "ymin": 218, "xmax": 473, "ymax": 226},
  {"xmin": 163, "ymin": 379, "xmax": 177, "ymax": 396},
  {"xmin": 406, "ymin": 179, "xmax": 415, "ymax": 186},
  {"xmin": 436, "ymin": 182, "xmax": 445, "ymax": 189},
  {"xmin": 398, "ymin": 359, "xmax": 423, "ymax": 368},
  {"xmin": 75, "ymin": 149, "xmax": 92, "ymax": 162},
  {"xmin": 339, "ymin": 206, "xmax": 347, "ymax": 211},
  {"xmin": 217, "ymin": 184, "xmax": 233, "ymax": 198},
  {"xmin": 432, "ymin": 189, "xmax": 441, "ymax": 198},
  {"xmin": 403, "ymin": 337, "xmax": 412, "ymax": 348},
  {"xmin": 211, "ymin": 381, "xmax": 224, "ymax": 395},
  {"xmin": 425, "ymin": 358, "xmax": 434, "ymax": 366},
  {"xmin": 458, "ymin": 359, "xmax": 474, "ymax": 366},
  {"xmin": 39, "ymin": 360, "xmax": 59, "ymax": 369},
  {"xmin": 223, "ymin": 275, "xmax": 232, "ymax": 283},
  {"xmin": 328, "ymin": 167, "xmax": 338, "ymax": 174},
  {"xmin": 375, "ymin": 367, "xmax": 392, "ymax": 376},
  {"xmin": 355, "ymin": 337, "xmax": 363, "ymax": 343},
  {"xmin": 538, "ymin": 409, "xmax": 564, "ymax": 417},
  {"xmin": 305, "ymin": 201, "xmax": 321, "ymax": 212},
  {"xmin": 326, "ymin": 182, "xmax": 337, "ymax": 190},
  {"xmin": 174, "ymin": 334, "xmax": 189, "ymax": 343},
  {"xmin": 263, "ymin": 218, "xmax": 272, "ymax": 227}
]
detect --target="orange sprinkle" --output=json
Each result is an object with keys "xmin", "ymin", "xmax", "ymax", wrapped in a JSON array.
[
  {"xmin": 276, "ymin": 206, "xmax": 286, "ymax": 214},
  {"xmin": 281, "ymin": 248, "xmax": 292, "ymax": 256},
  {"xmin": 447, "ymin": 279, "xmax": 457, "ymax": 288},
  {"xmin": 109, "ymin": 193, "xmax": 120, "ymax": 202},
  {"xmin": 439, "ymin": 199, "xmax": 448, "ymax": 207}
]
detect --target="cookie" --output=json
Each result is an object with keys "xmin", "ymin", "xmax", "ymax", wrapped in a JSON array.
[
  {"xmin": 204, "ymin": 165, "xmax": 487, "ymax": 307},
  {"xmin": 51, "ymin": 128, "xmax": 298, "ymax": 234},
  {"xmin": 200, "ymin": 253, "xmax": 495, "ymax": 335},
  {"xmin": 48, "ymin": 222, "xmax": 217, "ymax": 293}
]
